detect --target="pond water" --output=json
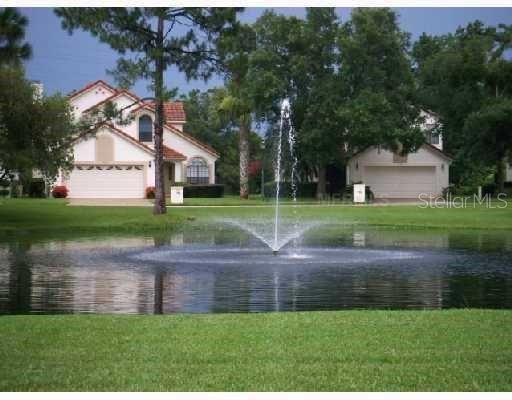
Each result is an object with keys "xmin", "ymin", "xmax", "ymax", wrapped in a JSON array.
[{"xmin": 1, "ymin": 224, "xmax": 512, "ymax": 314}]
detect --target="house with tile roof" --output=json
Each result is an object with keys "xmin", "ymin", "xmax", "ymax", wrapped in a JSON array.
[{"xmin": 56, "ymin": 80, "xmax": 218, "ymax": 198}]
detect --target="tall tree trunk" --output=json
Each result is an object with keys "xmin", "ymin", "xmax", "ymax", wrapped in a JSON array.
[
  {"xmin": 153, "ymin": 15, "xmax": 166, "ymax": 215},
  {"xmin": 239, "ymin": 114, "xmax": 250, "ymax": 199},
  {"xmin": 316, "ymin": 164, "xmax": 327, "ymax": 200},
  {"xmin": 496, "ymin": 156, "xmax": 506, "ymax": 194}
]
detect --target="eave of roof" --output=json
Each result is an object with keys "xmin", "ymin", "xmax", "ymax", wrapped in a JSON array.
[
  {"xmin": 69, "ymin": 80, "xmax": 218, "ymax": 159},
  {"xmin": 423, "ymin": 143, "xmax": 453, "ymax": 161},
  {"xmin": 131, "ymin": 104, "xmax": 219, "ymax": 158},
  {"xmin": 349, "ymin": 143, "xmax": 453, "ymax": 162},
  {"xmin": 165, "ymin": 124, "xmax": 219, "ymax": 158},
  {"xmin": 163, "ymin": 145, "xmax": 186, "ymax": 161},
  {"xmin": 74, "ymin": 124, "xmax": 190, "ymax": 161},
  {"xmin": 102, "ymin": 124, "xmax": 154, "ymax": 155},
  {"xmin": 68, "ymin": 80, "xmax": 117, "ymax": 100},
  {"xmin": 81, "ymin": 90, "xmax": 140, "ymax": 114}
]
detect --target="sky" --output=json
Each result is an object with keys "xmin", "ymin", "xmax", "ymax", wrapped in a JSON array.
[{"xmin": 21, "ymin": 7, "xmax": 512, "ymax": 98}]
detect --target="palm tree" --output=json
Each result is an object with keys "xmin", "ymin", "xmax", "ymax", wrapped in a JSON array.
[
  {"xmin": 217, "ymin": 87, "xmax": 252, "ymax": 199},
  {"xmin": 216, "ymin": 23, "xmax": 255, "ymax": 199},
  {"xmin": 0, "ymin": 8, "xmax": 32, "ymax": 65}
]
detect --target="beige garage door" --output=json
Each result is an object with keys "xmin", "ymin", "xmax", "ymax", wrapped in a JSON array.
[
  {"xmin": 68, "ymin": 165, "xmax": 144, "ymax": 198},
  {"xmin": 364, "ymin": 166, "xmax": 437, "ymax": 198}
]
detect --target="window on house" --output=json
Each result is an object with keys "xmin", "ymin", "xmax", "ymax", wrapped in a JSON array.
[
  {"xmin": 430, "ymin": 133, "xmax": 440, "ymax": 145},
  {"xmin": 186, "ymin": 157, "xmax": 209, "ymax": 184},
  {"xmin": 139, "ymin": 115, "xmax": 153, "ymax": 142}
]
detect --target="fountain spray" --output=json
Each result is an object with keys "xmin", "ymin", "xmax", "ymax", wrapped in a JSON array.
[
  {"xmin": 272, "ymin": 99, "xmax": 297, "ymax": 254},
  {"xmin": 219, "ymin": 98, "xmax": 313, "ymax": 255}
]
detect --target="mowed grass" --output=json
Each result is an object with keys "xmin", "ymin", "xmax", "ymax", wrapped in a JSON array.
[
  {"xmin": 1, "ymin": 310, "xmax": 511, "ymax": 391},
  {"xmin": 1, "ymin": 198, "xmax": 512, "ymax": 240},
  {"xmin": 0, "ymin": 199, "xmax": 182, "ymax": 239},
  {"xmin": 177, "ymin": 194, "xmax": 320, "ymax": 206}
]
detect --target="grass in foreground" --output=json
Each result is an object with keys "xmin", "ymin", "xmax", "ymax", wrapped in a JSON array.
[{"xmin": 1, "ymin": 310, "xmax": 511, "ymax": 391}]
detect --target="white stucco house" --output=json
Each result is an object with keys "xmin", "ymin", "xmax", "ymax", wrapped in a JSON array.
[
  {"xmin": 346, "ymin": 111, "xmax": 453, "ymax": 199},
  {"xmin": 56, "ymin": 80, "xmax": 218, "ymax": 198}
]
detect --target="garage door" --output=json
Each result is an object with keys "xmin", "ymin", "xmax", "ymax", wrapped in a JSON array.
[
  {"xmin": 67, "ymin": 165, "xmax": 144, "ymax": 198},
  {"xmin": 364, "ymin": 166, "xmax": 437, "ymax": 198}
]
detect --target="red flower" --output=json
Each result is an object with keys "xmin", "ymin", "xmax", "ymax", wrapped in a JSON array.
[
  {"xmin": 145, "ymin": 186, "xmax": 156, "ymax": 199},
  {"xmin": 248, "ymin": 160, "xmax": 262, "ymax": 177},
  {"xmin": 52, "ymin": 185, "xmax": 68, "ymax": 198}
]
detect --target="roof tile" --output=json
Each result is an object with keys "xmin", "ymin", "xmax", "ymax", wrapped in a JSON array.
[
  {"xmin": 163, "ymin": 145, "xmax": 186, "ymax": 160},
  {"xmin": 146, "ymin": 101, "xmax": 186, "ymax": 123}
]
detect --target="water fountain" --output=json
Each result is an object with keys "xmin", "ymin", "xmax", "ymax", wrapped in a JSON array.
[
  {"xmin": 273, "ymin": 99, "xmax": 299, "ymax": 254},
  {"xmin": 221, "ymin": 99, "xmax": 315, "ymax": 254}
]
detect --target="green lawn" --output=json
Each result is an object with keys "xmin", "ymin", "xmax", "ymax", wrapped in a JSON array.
[
  {"xmin": 1, "ymin": 198, "xmax": 511, "ymax": 240},
  {"xmin": 177, "ymin": 194, "xmax": 323, "ymax": 206},
  {"xmin": 1, "ymin": 310, "xmax": 511, "ymax": 391}
]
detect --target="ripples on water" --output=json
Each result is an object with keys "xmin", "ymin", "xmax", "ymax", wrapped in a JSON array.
[{"xmin": 1, "ymin": 226, "xmax": 511, "ymax": 314}]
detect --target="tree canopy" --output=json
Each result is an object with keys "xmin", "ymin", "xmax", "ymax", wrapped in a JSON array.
[
  {"xmin": 0, "ymin": 67, "xmax": 74, "ymax": 185},
  {"xmin": 0, "ymin": 8, "xmax": 32, "ymax": 66},
  {"xmin": 414, "ymin": 20, "xmax": 512, "ymax": 190},
  {"xmin": 337, "ymin": 8, "xmax": 424, "ymax": 155}
]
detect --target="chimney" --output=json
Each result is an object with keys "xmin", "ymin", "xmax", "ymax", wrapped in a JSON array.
[{"xmin": 30, "ymin": 80, "xmax": 43, "ymax": 101}]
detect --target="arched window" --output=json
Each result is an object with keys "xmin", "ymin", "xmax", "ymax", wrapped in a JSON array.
[
  {"xmin": 186, "ymin": 157, "xmax": 209, "ymax": 184},
  {"xmin": 139, "ymin": 115, "xmax": 153, "ymax": 142}
]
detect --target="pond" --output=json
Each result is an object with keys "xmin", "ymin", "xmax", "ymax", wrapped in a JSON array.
[{"xmin": 1, "ymin": 224, "xmax": 512, "ymax": 314}]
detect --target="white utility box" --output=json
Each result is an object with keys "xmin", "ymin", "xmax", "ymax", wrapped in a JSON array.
[
  {"xmin": 353, "ymin": 183, "xmax": 366, "ymax": 203},
  {"xmin": 170, "ymin": 186, "xmax": 184, "ymax": 204}
]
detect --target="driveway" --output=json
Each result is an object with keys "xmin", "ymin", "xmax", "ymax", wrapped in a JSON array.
[{"xmin": 67, "ymin": 198, "xmax": 153, "ymax": 206}]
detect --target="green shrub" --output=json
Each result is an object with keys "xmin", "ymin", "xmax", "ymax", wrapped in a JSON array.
[
  {"xmin": 184, "ymin": 184, "xmax": 224, "ymax": 198},
  {"xmin": 9, "ymin": 181, "xmax": 22, "ymax": 198},
  {"xmin": 444, "ymin": 185, "xmax": 479, "ymax": 197},
  {"xmin": 298, "ymin": 182, "xmax": 317, "ymax": 198},
  {"xmin": 443, "ymin": 184, "xmax": 510, "ymax": 197},
  {"xmin": 263, "ymin": 182, "xmax": 291, "ymax": 198},
  {"xmin": 249, "ymin": 176, "xmax": 261, "ymax": 195},
  {"xmin": 0, "ymin": 189, "xmax": 9, "ymax": 197},
  {"xmin": 263, "ymin": 182, "xmax": 321, "ymax": 198},
  {"xmin": 28, "ymin": 178, "xmax": 46, "ymax": 198},
  {"xmin": 483, "ymin": 183, "xmax": 496, "ymax": 196}
]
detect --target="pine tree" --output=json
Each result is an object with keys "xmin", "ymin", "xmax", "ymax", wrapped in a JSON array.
[{"xmin": 0, "ymin": 8, "xmax": 32, "ymax": 65}]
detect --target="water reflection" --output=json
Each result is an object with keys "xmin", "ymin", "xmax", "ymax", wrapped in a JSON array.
[{"xmin": 0, "ymin": 226, "xmax": 511, "ymax": 314}]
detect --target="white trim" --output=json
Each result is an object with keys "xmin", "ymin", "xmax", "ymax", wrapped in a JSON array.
[{"xmin": 69, "ymin": 81, "xmax": 116, "ymax": 101}]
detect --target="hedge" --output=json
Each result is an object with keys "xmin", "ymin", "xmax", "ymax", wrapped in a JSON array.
[
  {"xmin": 263, "ymin": 182, "xmax": 319, "ymax": 198},
  {"xmin": 28, "ymin": 179, "xmax": 46, "ymax": 198},
  {"xmin": 184, "ymin": 184, "xmax": 224, "ymax": 198}
]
